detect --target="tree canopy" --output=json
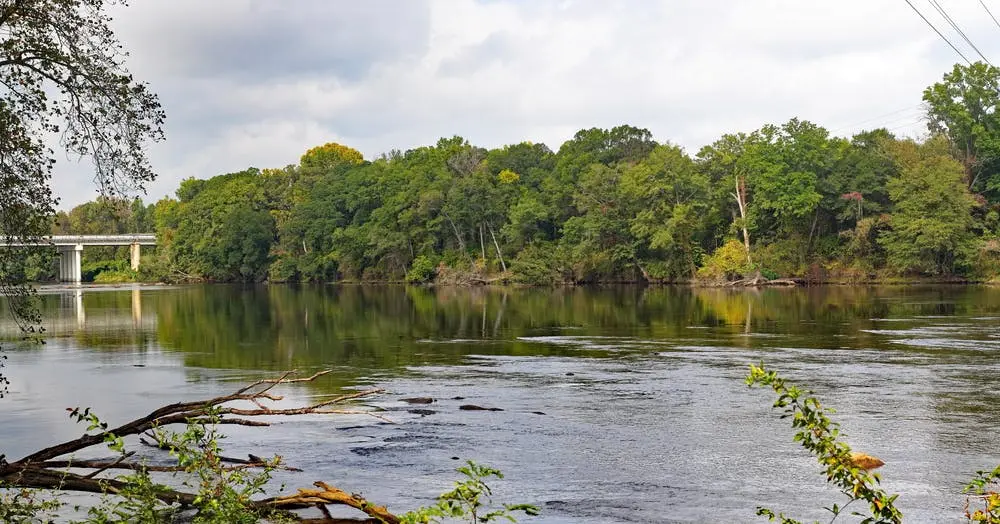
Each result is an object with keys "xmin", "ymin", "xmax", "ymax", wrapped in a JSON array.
[{"xmin": 42, "ymin": 61, "xmax": 1000, "ymax": 287}]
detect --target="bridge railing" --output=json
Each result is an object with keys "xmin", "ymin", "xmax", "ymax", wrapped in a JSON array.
[
  {"xmin": 0, "ymin": 234, "xmax": 157, "ymax": 247},
  {"xmin": 50, "ymin": 234, "xmax": 157, "ymax": 245}
]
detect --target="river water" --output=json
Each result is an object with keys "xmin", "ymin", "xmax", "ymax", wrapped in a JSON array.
[{"xmin": 1, "ymin": 284, "xmax": 999, "ymax": 523}]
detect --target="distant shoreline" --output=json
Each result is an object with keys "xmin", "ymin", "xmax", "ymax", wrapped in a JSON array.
[{"xmin": 26, "ymin": 278, "xmax": 993, "ymax": 291}]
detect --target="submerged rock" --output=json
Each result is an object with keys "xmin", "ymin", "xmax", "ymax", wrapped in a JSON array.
[
  {"xmin": 401, "ymin": 397, "xmax": 435, "ymax": 404},
  {"xmin": 459, "ymin": 404, "xmax": 504, "ymax": 412}
]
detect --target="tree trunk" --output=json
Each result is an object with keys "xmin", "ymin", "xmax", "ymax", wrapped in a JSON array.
[
  {"xmin": 486, "ymin": 222, "xmax": 507, "ymax": 272},
  {"xmin": 479, "ymin": 224, "xmax": 486, "ymax": 261},
  {"xmin": 966, "ymin": 139, "xmax": 978, "ymax": 189},
  {"xmin": 442, "ymin": 210, "xmax": 467, "ymax": 254},
  {"xmin": 634, "ymin": 257, "xmax": 650, "ymax": 282},
  {"xmin": 806, "ymin": 206, "xmax": 820, "ymax": 258},
  {"xmin": 733, "ymin": 173, "xmax": 752, "ymax": 265}
]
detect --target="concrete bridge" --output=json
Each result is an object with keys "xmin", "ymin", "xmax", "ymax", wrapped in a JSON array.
[{"xmin": 3, "ymin": 234, "xmax": 156, "ymax": 282}]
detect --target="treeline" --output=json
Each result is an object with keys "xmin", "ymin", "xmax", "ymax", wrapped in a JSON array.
[{"xmin": 51, "ymin": 62, "xmax": 1000, "ymax": 284}]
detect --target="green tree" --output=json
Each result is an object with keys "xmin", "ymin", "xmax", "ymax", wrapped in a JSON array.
[
  {"xmin": 697, "ymin": 132, "xmax": 757, "ymax": 267},
  {"xmin": 829, "ymin": 129, "xmax": 897, "ymax": 224},
  {"xmin": 212, "ymin": 206, "xmax": 275, "ymax": 281},
  {"xmin": 621, "ymin": 143, "xmax": 710, "ymax": 279},
  {"xmin": 158, "ymin": 169, "xmax": 275, "ymax": 282},
  {"xmin": 698, "ymin": 120, "xmax": 841, "ymax": 276},
  {"xmin": 923, "ymin": 62, "xmax": 1000, "ymax": 195},
  {"xmin": 880, "ymin": 137, "xmax": 977, "ymax": 275}
]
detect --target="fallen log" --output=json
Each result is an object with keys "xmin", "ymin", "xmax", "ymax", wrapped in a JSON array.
[
  {"xmin": 721, "ymin": 276, "xmax": 804, "ymax": 287},
  {"xmin": 0, "ymin": 370, "xmax": 399, "ymax": 523}
]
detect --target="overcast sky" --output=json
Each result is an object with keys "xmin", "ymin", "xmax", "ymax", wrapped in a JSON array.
[{"xmin": 49, "ymin": 0, "xmax": 1000, "ymax": 209}]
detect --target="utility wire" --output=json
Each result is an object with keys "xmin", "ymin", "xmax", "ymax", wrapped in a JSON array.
[
  {"xmin": 902, "ymin": 0, "xmax": 972, "ymax": 64},
  {"xmin": 887, "ymin": 117, "xmax": 928, "ymax": 133},
  {"xmin": 980, "ymin": 0, "xmax": 1000, "ymax": 32},
  {"xmin": 927, "ymin": 0, "xmax": 992, "ymax": 64},
  {"xmin": 829, "ymin": 106, "xmax": 924, "ymax": 133}
]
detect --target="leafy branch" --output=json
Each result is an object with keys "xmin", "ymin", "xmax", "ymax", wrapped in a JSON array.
[{"xmin": 746, "ymin": 363, "xmax": 902, "ymax": 524}]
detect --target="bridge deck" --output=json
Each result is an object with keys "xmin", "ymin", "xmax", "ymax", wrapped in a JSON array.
[{"xmin": 1, "ymin": 234, "xmax": 156, "ymax": 247}]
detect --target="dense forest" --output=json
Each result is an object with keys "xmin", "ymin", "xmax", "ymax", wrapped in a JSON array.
[{"xmin": 41, "ymin": 62, "xmax": 1000, "ymax": 285}]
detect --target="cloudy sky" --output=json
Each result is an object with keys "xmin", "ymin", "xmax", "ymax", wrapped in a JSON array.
[{"xmin": 50, "ymin": 0, "xmax": 1000, "ymax": 209}]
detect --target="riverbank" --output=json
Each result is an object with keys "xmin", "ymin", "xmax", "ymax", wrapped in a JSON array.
[{"xmin": 28, "ymin": 273, "xmax": 994, "ymax": 289}]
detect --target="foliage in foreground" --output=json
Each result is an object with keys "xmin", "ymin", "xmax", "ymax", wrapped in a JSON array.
[
  {"xmin": 963, "ymin": 465, "xmax": 1000, "ymax": 522},
  {"xmin": 0, "ymin": 372, "xmax": 537, "ymax": 523},
  {"xmin": 0, "ymin": 408, "xmax": 288, "ymax": 523},
  {"xmin": 747, "ymin": 363, "xmax": 1000, "ymax": 523},
  {"xmin": 400, "ymin": 461, "xmax": 539, "ymax": 523}
]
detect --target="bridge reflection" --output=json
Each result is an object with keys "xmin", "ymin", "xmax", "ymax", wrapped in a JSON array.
[
  {"xmin": 55, "ymin": 287, "xmax": 153, "ymax": 332},
  {"xmin": 0, "ymin": 286, "xmax": 157, "ymax": 342}
]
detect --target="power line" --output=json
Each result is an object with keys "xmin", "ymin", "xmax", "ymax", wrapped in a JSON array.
[
  {"xmin": 836, "ymin": 113, "xmax": 928, "ymax": 136},
  {"xmin": 887, "ymin": 117, "xmax": 928, "ymax": 132},
  {"xmin": 980, "ymin": 0, "xmax": 1000, "ymax": 33},
  {"xmin": 927, "ymin": 0, "xmax": 992, "ymax": 64},
  {"xmin": 902, "ymin": 0, "xmax": 972, "ymax": 64},
  {"xmin": 829, "ymin": 105, "xmax": 924, "ymax": 133}
]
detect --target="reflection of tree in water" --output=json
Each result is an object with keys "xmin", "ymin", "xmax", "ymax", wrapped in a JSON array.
[{"xmin": 7, "ymin": 284, "xmax": 1000, "ymax": 394}]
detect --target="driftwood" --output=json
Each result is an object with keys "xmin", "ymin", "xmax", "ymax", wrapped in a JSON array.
[
  {"xmin": 0, "ymin": 370, "xmax": 399, "ymax": 523},
  {"xmin": 722, "ymin": 274, "xmax": 804, "ymax": 287}
]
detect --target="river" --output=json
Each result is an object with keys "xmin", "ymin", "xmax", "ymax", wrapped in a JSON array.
[{"xmin": 1, "ymin": 284, "xmax": 999, "ymax": 523}]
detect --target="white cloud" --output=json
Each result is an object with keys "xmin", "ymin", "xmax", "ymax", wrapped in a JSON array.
[{"xmin": 50, "ymin": 0, "xmax": 1000, "ymax": 209}]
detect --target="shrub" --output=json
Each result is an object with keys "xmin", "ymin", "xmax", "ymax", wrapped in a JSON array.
[
  {"xmin": 82, "ymin": 259, "xmax": 136, "ymax": 283},
  {"xmin": 697, "ymin": 239, "xmax": 751, "ymax": 281},
  {"xmin": 509, "ymin": 243, "xmax": 567, "ymax": 285},
  {"xmin": 406, "ymin": 255, "xmax": 438, "ymax": 283},
  {"xmin": 755, "ymin": 238, "xmax": 805, "ymax": 278},
  {"xmin": 401, "ymin": 461, "xmax": 539, "ymax": 523}
]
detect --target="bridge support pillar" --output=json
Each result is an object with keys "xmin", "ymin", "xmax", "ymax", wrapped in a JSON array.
[
  {"xmin": 130, "ymin": 242, "xmax": 141, "ymax": 271},
  {"xmin": 58, "ymin": 244, "xmax": 83, "ymax": 283}
]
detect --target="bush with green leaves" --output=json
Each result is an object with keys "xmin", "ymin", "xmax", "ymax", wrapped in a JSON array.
[
  {"xmin": 0, "ymin": 485, "xmax": 64, "ymax": 523},
  {"xmin": 964, "ymin": 464, "xmax": 1000, "ymax": 522},
  {"xmin": 66, "ymin": 407, "xmax": 290, "ymax": 524},
  {"xmin": 698, "ymin": 239, "xmax": 753, "ymax": 281},
  {"xmin": 509, "ymin": 242, "xmax": 567, "ymax": 285},
  {"xmin": 81, "ymin": 259, "xmax": 138, "ymax": 283},
  {"xmin": 401, "ymin": 461, "xmax": 539, "ymax": 524},
  {"xmin": 406, "ymin": 255, "xmax": 438, "ymax": 283}
]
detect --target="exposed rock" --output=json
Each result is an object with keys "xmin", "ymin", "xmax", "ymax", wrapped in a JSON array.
[
  {"xmin": 400, "ymin": 397, "xmax": 434, "ymax": 404},
  {"xmin": 459, "ymin": 404, "xmax": 504, "ymax": 412}
]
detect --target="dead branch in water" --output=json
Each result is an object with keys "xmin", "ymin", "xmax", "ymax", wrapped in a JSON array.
[
  {"xmin": 722, "ymin": 275, "xmax": 804, "ymax": 287},
  {"xmin": 0, "ymin": 370, "xmax": 398, "ymax": 523}
]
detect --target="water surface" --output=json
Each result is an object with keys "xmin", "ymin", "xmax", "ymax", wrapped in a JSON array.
[{"xmin": 2, "ymin": 284, "xmax": 999, "ymax": 522}]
